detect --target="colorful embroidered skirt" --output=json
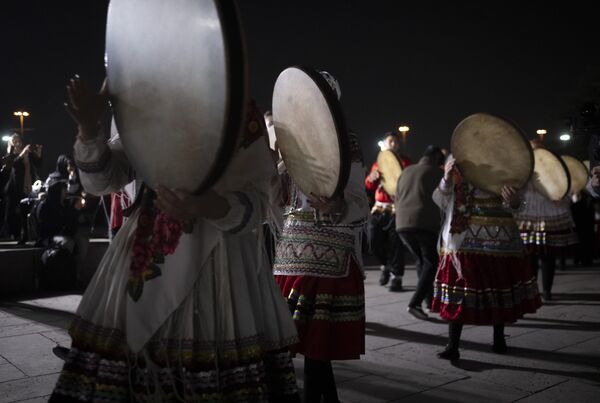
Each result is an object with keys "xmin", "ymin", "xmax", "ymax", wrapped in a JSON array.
[
  {"xmin": 274, "ymin": 258, "xmax": 365, "ymax": 361},
  {"xmin": 49, "ymin": 316, "xmax": 298, "ymax": 403},
  {"xmin": 432, "ymin": 252, "xmax": 542, "ymax": 325},
  {"xmin": 48, "ymin": 207, "xmax": 299, "ymax": 402},
  {"xmin": 515, "ymin": 187, "xmax": 578, "ymax": 256},
  {"xmin": 518, "ymin": 213, "xmax": 578, "ymax": 256}
]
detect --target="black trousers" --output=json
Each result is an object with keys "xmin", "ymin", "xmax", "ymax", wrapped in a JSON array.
[
  {"xmin": 369, "ymin": 211, "xmax": 404, "ymax": 276},
  {"xmin": 530, "ymin": 255, "xmax": 556, "ymax": 294},
  {"xmin": 397, "ymin": 229, "xmax": 438, "ymax": 308}
]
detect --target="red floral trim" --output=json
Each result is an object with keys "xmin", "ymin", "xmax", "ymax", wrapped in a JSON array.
[
  {"xmin": 449, "ymin": 172, "xmax": 473, "ymax": 234},
  {"xmin": 127, "ymin": 190, "xmax": 190, "ymax": 301}
]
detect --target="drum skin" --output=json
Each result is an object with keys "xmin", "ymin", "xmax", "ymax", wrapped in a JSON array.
[
  {"xmin": 583, "ymin": 160, "xmax": 590, "ymax": 172},
  {"xmin": 105, "ymin": 0, "xmax": 245, "ymax": 193},
  {"xmin": 561, "ymin": 155, "xmax": 588, "ymax": 195},
  {"xmin": 532, "ymin": 149, "xmax": 571, "ymax": 201},
  {"xmin": 451, "ymin": 113, "xmax": 533, "ymax": 195},
  {"xmin": 272, "ymin": 66, "xmax": 350, "ymax": 198},
  {"xmin": 376, "ymin": 150, "xmax": 402, "ymax": 197}
]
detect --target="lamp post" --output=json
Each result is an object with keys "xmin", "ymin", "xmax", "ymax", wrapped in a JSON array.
[
  {"xmin": 13, "ymin": 111, "xmax": 30, "ymax": 137},
  {"xmin": 536, "ymin": 129, "xmax": 547, "ymax": 142},
  {"xmin": 398, "ymin": 125, "xmax": 410, "ymax": 145}
]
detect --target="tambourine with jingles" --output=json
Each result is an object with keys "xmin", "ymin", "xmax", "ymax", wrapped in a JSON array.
[
  {"xmin": 272, "ymin": 66, "xmax": 350, "ymax": 198},
  {"xmin": 105, "ymin": 0, "xmax": 245, "ymax": 193},
  {"xmin": 451, "ymin": 113, "xmax": 533, "ymax": 195}
]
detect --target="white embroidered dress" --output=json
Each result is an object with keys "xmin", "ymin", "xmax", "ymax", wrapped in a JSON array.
[{"xmin": 51, "ymin": 132, "xmax": 299, "ymax": 402}]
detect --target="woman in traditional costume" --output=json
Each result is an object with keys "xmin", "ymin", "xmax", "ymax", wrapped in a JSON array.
[
  {"xmin": 272, "ymin": 72, "xmax": 369, "ymax": 403},
  {"xmin": 431, "ymin": 156, "xmax": 542, "ymax": 360},
  {"xmin": 49, "ymin": 77, "xmax": 299, "ymax": 402},
  {"xmin": 514, "ymin": 141, "xmax": 578, "ymax": 300}
]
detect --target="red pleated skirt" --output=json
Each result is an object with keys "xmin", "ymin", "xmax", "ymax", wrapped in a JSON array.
[
  {"xmin": 432, "ymin": 252, "xmax": 542, "ymax": 325},
  {"xmin": 274, "ymin": 258, "xmax": 365, "ymax": 360}
]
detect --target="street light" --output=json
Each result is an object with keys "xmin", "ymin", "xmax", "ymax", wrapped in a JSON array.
[
  {"xmin": 559, "ymin": 133, "xmax": 571, "ymax": 142},
  {"xmin": 398, "ymin": 125, "xmax": 410, "ymax": 145},
  {"xmin": 536, "ymin": 129, "xmax": 547, "ymax": 142},
  {"xmin": 2, "ymin": 135, "xmax": 11, "ymax": 142},
  {"xmin": 13, "ymin": 110, "xmax": 30, "ymax": 137}
]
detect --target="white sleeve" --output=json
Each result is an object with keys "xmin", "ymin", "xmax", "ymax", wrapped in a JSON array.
[
  {"xmin": 432, "ymin": 178, "xmax": 453, "ymax": 210},
  {"xmin": 206, "ymin": 139, "xmax": 274, "ymax": 235},
  {"xmin": 73, "ymin": 135, "xmax": 134, "ymax": 196}
]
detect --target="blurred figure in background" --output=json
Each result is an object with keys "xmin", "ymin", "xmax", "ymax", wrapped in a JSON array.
[
  {"xmin": 36, "ymin": 180, "xmax": 79, "ymax": 290},
  {"xmin": 395, "ymin": 145, "xmax": 445, "ymax": 319},
  {"xmin": 2, "ymin": 133, "xmax": 42, "ymax": 242},
  {"xmin": 365, "ymin": 132, "xmax": 409, "ymax": 291}
]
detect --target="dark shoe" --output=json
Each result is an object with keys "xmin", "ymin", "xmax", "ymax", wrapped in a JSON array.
[
  {"xmin": 389, "ymin": 278, "xmax": 403, "ymax": 292},
  {"xmin": 52, "ymin": 345, "xmax": 70, "ymax": 361},
  {"xmin": 492, "ymin": 339, "xmax": 508, "ymax": 354},
  {"xmin": 379, "ymin": 270, "xmax": 390, "ymax": 286},
  {"xmin": 407, "ymin": 305, "xmax": 428, "ymax": 320},
  {"xmin": 437, "ymin": 347, "xmax": 460, "ymax": 361},
  {"xmin": 542, "ymin": 291, "xmax": 552, "ymax": 301}
]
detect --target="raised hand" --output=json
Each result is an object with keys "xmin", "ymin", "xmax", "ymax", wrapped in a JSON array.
[
  {"xmin": 443, "ymin": 156, "xmax": 457, "ymax": 183},
  {"xmin": 64, "ymin": 75, "xmax": 108, "ymax": 140}
]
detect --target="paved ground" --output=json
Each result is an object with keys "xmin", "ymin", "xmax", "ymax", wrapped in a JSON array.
[{"xmin": 0, "ymin": 265, "xmax": 599, "ymax": 402}]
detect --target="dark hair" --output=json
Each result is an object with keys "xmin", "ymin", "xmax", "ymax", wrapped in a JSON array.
[
  {"xmin": 55, "ymin": 154, "xmax": 71, "ymax": 178},
  {"xmin": 384, "ymin": 131, "xmax": 399, "ymax": 140},
  {"xmin": 423, "ymin": 145, "xmax": 445, "ymax": 166}
]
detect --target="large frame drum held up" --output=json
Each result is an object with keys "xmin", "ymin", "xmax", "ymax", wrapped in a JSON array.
[
  {"xmin": 376, "ymin": 150, "xmax": 402, "ymax": 197},
  {"xmin": 532, "ymin": 148, "xmax": 571, "ymax": 201},
  {"xmin": 272, "ymin": 66, "xmax": 350, "ymax": 198},
  {"xmin": 451, "ymin": 113, "xmax": 533, "ymax": 195},
  {"xmin": 561, "ymin": 155, "xmax": 588, "ymax": 195},
  {"xmin": 105, "ymin": 0, "xmax": 245, "ymax": 193}
]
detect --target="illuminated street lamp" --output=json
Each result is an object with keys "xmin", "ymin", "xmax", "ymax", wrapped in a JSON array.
[
  {"xmin": 13, "ymin": 111, "xmax": 30, "ymax": 137},
  {"xmin": 398, "ymin": 125, "xmax": 410, "ymax": 144},
  {"xmin": 559, "ymin": 133, "xmax": 571, "ymax": 142},
  {"xmin": 536, "ymin": 129, "xmax": 547, "ymax": 142},
  {"xmin": 2, "ymin": 135, "xmax": 11, "ymax": 142}
]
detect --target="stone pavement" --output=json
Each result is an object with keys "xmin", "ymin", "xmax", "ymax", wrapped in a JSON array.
[{"xmin": 0, "ymin": 266, "xmax": 599, "ymax": 402}]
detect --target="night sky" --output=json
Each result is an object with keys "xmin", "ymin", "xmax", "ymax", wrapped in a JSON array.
[{"xmin": 2, "ymin": 0, "xmax": 599, "ymax": 177}]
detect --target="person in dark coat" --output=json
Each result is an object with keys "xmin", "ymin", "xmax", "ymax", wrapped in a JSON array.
[{"xmin": 394, "ymin": 146, "xmax": 445, "ymax": 319}]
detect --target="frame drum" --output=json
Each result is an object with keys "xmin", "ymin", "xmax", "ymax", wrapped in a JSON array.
[
  {"xmin": 561, "ymin": 155, "xmax": 589, "ymax": 195},
  {"xmin": 106, "ymin": 0, "xmax": 245, "ymax": 193},
  {"xmin": 272, "ymin": 66, "xmax": 350, "ymax": 198},
  {"xmin": 532, "ymin": 148, "xmax": 571, "ymax": 201},
  {"xmin": 451, "ymin": 113, "xmax": 533, "ymax": 195},
  {"xmin": 376, "ymin": 150, "xmax": 402, "ymax": 197}
]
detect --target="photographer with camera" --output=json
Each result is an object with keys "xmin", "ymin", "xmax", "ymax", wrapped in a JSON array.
[{"xmin": 1, "ymin": 133, "xmax": 42, "ymax": 242}]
